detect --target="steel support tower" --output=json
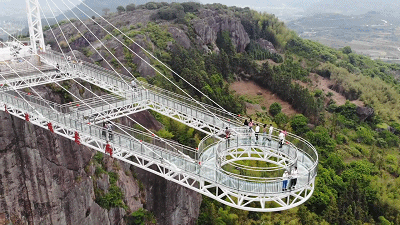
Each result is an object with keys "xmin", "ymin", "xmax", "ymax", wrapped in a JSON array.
[{"xmin": 26, "ymin": 0, "xmax": 45, "ymax": 54}]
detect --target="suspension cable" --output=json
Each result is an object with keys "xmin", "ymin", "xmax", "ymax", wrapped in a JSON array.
[
  {"xmin": 39, "ymin": 3, "xmax": 191, "ymax": 161},
  {"xmin": 77, "ymin": 0, "xmax": 241, "ymax": 123},
  {"xmin": 63, "ymin": 0, "xmax": 238, "ymax": 126}
]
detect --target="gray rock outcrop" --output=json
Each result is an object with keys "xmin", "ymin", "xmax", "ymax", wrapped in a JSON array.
[
  {"xmin": 135, "ymin": 165, "xmax": 202, "ymax": 225},
  {"xmin": 356, "ymin": 106, "xmax": 374, "ymax": 121},
  {"xmin": 168, "ymin": 27, "xmax": 192, "ymax": 49},
  {"xmin": 256, "ymin": 38, "xmax": 277, "ymax": 53},
  {"xmin": 192, "ymin": 9, "xmax": 250, "ymax": 53}
]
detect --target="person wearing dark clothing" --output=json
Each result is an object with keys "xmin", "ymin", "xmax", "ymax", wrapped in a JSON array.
[
  {"xmin": 290, "ymin": 167, "xmax": 298, "ymax": 189},
  {"xmin": 225, "ymin": 127, "xmax": 231, "ymax": 147},
  {"xmin": 102, "ymin": 122, "xmax": 107, "ymax": 139}
]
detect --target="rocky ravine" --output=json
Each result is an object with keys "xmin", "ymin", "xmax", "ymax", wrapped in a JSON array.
[{"xmin": 0, "ymin": 110, "xmax": 201, "ymax": 224}]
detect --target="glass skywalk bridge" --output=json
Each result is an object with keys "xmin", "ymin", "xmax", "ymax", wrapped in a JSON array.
[{"xmin": 0, "ymin": 52, "xmax": 318, "ymax": 212}]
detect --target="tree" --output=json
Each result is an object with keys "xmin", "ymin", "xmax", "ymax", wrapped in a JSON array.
[
  {"xmin": 91, "ymin": 16, "xmax": 95, "ymax": 20},
  {"xmin": 145, "ymin": 2, "xmax": 158, "ymax": 10},
  {"xmin": 116, "ymin": 6, "xmax": 125, "ymax": 14},
  {"xmin": 126, "ymin": 4, "xmax": 136, "ymax": 11},
  {"xmin": 274, "ymin": 112, "xmax": 288, "ymax": 128},
  {"xmin": 290, "ymin": 114, "xmax": 309, "ymax": 135},
  {"xmin": 342, "ymin": 46, "xmax": 352, "ymax": 54},
  {"xmin": 102, "ymin": 8, "xmax": 110, "ymax": 15},
  {"xmin": 269, "ymin": 102, "xmax": 281, "ymax": 116}
]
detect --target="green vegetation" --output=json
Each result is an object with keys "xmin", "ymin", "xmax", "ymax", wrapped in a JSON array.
[
  {"xmin": 246, "ymin": 41, "xmax": 283, "ymax": 63},
  {"xmin": 143, "ymin": 22, "xmax": 174, "ymax": 49},
  {"xmin": 46, "ymin": 81, "xmax": 73, "ymax": 103},
  {"xmin": 125, "ymin": 208, "xmax": 156, "ymax": 225},
  {"xmin": 92, "ymin": 153, "xmax": 127, "ymax": 210},
  {"xmin": 117, "ymin": 6, "xmax": 125, "ymax": 14},
  {"xmin": 126, "ymin": 4, "xmax": 136, "ymax": 11},
  {"xmin": 268, "ymin": 102, "xmax": 281, "ymax": 116},
  {"xmin": 151, "ymin": 111, "xmax": 203, "ymax": 148}
]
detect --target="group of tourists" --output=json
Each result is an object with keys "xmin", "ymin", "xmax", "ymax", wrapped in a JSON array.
[
  {"xmin": 282, "ymin": 167, "xmax": 298, "ymax": 191},
  {"xmin": 241, "ymin": 118, "xmax": 288, "ymax": 147}
]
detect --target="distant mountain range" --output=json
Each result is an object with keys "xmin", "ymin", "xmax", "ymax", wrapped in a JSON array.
[
  {"xmin": 287, "ymin": 11, "xmax": 400, "ymax": 62},
  {"xmin": 288, "ymin": 11, "xmax": 400, "ymax": 31},
  {"xmin": 58, "ymin": 0, "xmax": 198, "ymax": 20},
  {"xmin": 304, "ymin": 0, "xmax": 400, "ymax": 16}
]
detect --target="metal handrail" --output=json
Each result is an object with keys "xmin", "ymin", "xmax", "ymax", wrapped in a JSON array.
[{"xmin": 1, "ymin": 87, "xmax": 316, "ymax": 195}]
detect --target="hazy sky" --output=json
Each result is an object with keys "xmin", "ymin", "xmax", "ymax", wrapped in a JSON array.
[{"xmin": 0, "ymin": 0, "xmax": 82, "ymax": 18}]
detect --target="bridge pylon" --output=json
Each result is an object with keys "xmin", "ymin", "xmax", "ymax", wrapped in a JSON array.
[{"xmin": 26, "ymin": 0, "xmax": 45, "ymax": 54}]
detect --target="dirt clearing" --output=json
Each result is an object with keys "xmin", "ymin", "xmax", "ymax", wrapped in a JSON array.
[{"xmin": 230, "ymin": 81, "xmax": 298, "ymax": 116}]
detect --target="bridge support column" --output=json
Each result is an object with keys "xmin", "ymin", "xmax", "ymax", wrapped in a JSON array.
[{"xmin": 26, "ymin": 0, "xmax": 45, "ymax": 54}]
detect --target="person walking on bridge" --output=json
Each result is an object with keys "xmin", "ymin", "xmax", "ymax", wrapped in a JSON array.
[
  {"xmin": 248, "ymin": 118, "xmax": 254, "ymax": 132},
  {"xmin": 268, "ymin": 124, "xmax": 273, "ymax": 142},
  {"xmin": 279, "ymin": 131, "xmax": 285, "ymax": 148},
  {"xmin": 290, "ymin": 167, "xmax": 298, "ymax": 190},
  {"xmin": 225, "ymin": 127, "xmax": 231, "ymax": 147},
  {"xmin": 131, "ymin": 79, "xmax": 137, "ymax": 89},
  {"xmin": 282, "ymin": 170, "xmax": 289, "ymax": 191},
  {"xmin": 255, "ymin": 124, "xmax": 260, "ymax": 143},
  {"xmin": 107, "ymin": 122, "xmax": 113, "ymax": 141},
  {"xmin": 262, "ymin": 124, "xmax": 267, "ymax": 146},
  {"xmin": 102, "ymin": 122, "xmax": 107, "ymax": 139}
]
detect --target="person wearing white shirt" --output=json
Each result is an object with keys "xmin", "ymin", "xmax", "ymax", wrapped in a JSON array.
[
  {"xmin": 290, "ymin": 167, "xmax": 298, "ymax": 189},
  {"xmin": 279, "ymin": 131, "xmax": 285, "ymax": 148},
  {"xmin": 282, "ymin": 170, "xmax": 289, "ymax": 191},
  {"xmin": 268, "ymin": 124, "xmax": 273, "ymax": 141}
]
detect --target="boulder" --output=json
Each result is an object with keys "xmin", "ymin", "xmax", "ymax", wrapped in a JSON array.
[
  {"xmin": 356, "ymin": 106, "xmax": 374, "ymax": 121},
  {"xmin": 256, "ymin": 38, "xmax": 277, "ymax": 53}
]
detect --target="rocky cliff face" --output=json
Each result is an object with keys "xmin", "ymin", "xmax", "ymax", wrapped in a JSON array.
[
  {"xmin": 192, "ymin": 9, "xmax": 250, "ymax": 53},
  {"xmin": 0, "ymin": 110, "xmax": 115, "ymax": 224},
  {"xmin": 44, "ymin": 7, "xmax": 251, "ymax": 78},
  {"xmin": 135, "ymin": 166, "xmax": 202, "ymax": 225},
  {"xmin": 0, "ymin": 110, "xmax": 201, "ymax": 224}
]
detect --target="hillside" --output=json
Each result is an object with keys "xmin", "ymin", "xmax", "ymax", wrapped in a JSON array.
[{"xmin": 17, "ymin": 2, "xmax": 400, "ymax": 224}]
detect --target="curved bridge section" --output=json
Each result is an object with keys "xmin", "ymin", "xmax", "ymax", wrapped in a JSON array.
[{"xmin": 197, "ymin": 131, "xmax": 318, "ymax": 211}]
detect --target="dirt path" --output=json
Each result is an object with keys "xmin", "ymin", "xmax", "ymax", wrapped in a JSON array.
[{"xmin": 230, "ymin": 81, "xmax": 298, "ymax": 116}]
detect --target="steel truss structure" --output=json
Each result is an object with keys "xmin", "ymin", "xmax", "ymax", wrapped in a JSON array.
[
  {"xmin": 0, "ymin": 1, "xmax": 318, "ymax": 210},
  {"xmin": 0, "ymin": 71, "xmax": 78, "ymax": 92},
  {"xmin": 0, "ymin": 51, "xmax": 318, "ymax": 211}
]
